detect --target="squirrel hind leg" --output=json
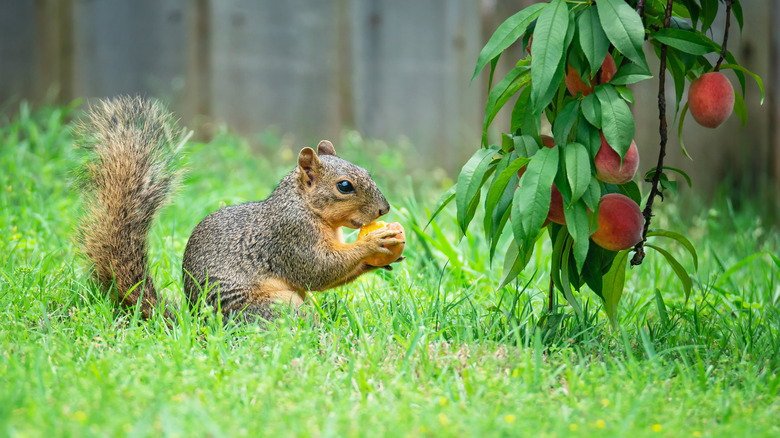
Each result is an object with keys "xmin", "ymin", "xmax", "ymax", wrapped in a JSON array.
[{"xmin": 235, "ymin": 279, "xmax": 308, "ymax": 323}]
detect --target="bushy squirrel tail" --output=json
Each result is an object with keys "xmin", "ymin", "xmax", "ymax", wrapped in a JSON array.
[{"xmin": 76, "ymin": 96, "xmax": 189, "ymax": 320}]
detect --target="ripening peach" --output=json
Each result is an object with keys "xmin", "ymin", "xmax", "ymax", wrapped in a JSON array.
[
  {"xmin": 595, "ymin": 133, "xmax": 639, "ymax": 185},
  {"xmin": 688, "ymin": 72, "xmax": 735, "ymax": 128},
  {"xmin": 358, "ymin": 221, "xmax": 405, "ymax": 266},
  {"xmin": 565, "ymin": 54, "xmax": 617, "ymax": 97},
  {"xmin": 590, "ymin": 193, "xmax": 643, "ymax": 251},
  {"xmin": 547, "ymin": 184, "xmax": 566, "ymax": 225}
]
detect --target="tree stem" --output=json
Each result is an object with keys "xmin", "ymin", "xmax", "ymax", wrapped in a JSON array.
[
  {"xmin": 715, "ymin": 0, "xmax": 733, "ymax": 71},
  {"xmin": 631, "ymin": 0, "xmax": 674, "ymax": 267}
]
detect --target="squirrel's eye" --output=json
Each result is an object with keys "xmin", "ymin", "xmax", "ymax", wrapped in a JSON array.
[{"xmin": 336, "ymin": 180, "xmax": 355, "ymax": 194}]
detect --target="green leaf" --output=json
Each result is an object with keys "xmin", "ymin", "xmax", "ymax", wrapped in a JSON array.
[
  {"xmin": 559, "ymin": 242, "xmax": 585, "ymax": 319},
  {"xmin": 610, "ymin": 64, "xmax": 653, "ymax": 85},
  {"xmin": 472, "ymin": 3, "xmax": 547, "ymax": 82},
  {"xmin": 576, "ymin": 116, "xmax": 601, "ymax": 158},
  {"xmin": 601, "ymin": 249, "xmax": 629, "ymax": 327},
  {"xmin": 512, "ymin": 146, "xmax": 559, "ymax": 253},
  {"xmin": 618, "ymin": 180, "xmax": 642, "ymax": 205},
  {"xmin": 732, "ymin": 0, "xmax": 744, "ymax": 31},
  {"xmin": 581, "ymin": 243, "xmax": 617, "ymax": 297},
  {"xmin": 581, "ymin": 93, "xmax": 602, "ymax": 128},
  {"xmin": 646, "ymin": 244, "xmax": 693, "ymax": 301},
  {"xmin": 515, "ymin": 134, "xmax": 540, "ymax": 158},
  {"xmin": 679, "ymin": 0, "xmax": 700, "ymax": 26},
  {"xmin": 664, "ymin": 48, "xmax": 688, "ymax": 118},
  {"xmin": 718, "ymin": 63, "xmax": 765, "ymax": 105},
  {"xmin": 677, "ymin": 102, "xmax": 693, "ymax": 159},
  {"xmin": 549, "ymin": 225, "xmax": 569, "ymax": 292},
  {"xmin": 582, "ymin": 177, "xmax": 601, "ymax": 212},
  {"xmin": 531, "ymin": 0, "xmax": 572, "ymax": 112},
  {"xmin": 596, "ymin": 0, "xmax": 648, "ymax": 70},
  {"xmin": 652, "ymin": 28, "xmax": 718, "ymax": 56},
  {"xmin": 699, "ymin": 0, "xmax": 718, "ymax": 33},
  {"xmin": 644, "ymin": 166, "xmax": 692, "ymax": 188},
  {"xmin": 577, "ymin": 7, "xmax": 609, "ymax": 74},
  {"xmin": 595, "ymin": 85, "xmax": 635, "ymax": 160},
  {"xmin": 484, "ymin": 65, "xmax": 530, "ymax": 137},
  {"xmin": 562, "ymin": 198, "xmax": 590, "ymax": 274},
  {"xmin": 510, "ymin": 86, "xmax": 534, "ymax": 134},
  {"xmin": 456, "ymin": 147, "xmax": 498, "ymax": 233},
  {"xmin": 615, "ymin": 86, "xmax": 634, "ymax": 104},
  {"xmin": 564, "ymin": 142, "xmax": 590, "ymax": 203},
  {"xmin": 552, "ymin": 100, "xmax": 580, "ymax": 146},
  {"xmin": 498, "ymin": 240, "xmax": 533, "ymax": 291},
  {"xmin": 484, "ymin": 155, "xmax": 528, "ymax": 247},
  {"xmin": 647, "ymin": 230, "xmax": 699, "ymax": 271},
  {"xmin": 733, "ymin": 88, "xmax": 747, "ymax": 127}
]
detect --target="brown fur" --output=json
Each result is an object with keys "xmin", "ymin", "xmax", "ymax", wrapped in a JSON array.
[
  {"xmin": 76, "ymin": 96, "xmax": 187, "ymax": 320},
  {"xmin": 77, "ymin": 97, "xmax": 401, "ymax": 324}
]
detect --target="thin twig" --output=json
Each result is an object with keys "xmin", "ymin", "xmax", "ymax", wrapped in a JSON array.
[
  {"xmin": 636, "ymin": 0, "xmax": 648, "ymax": 25},
  {"xmin": 715, "ymin": 0, "xmax": 733, "ymax": 71},
  {"xmin": 631, "ymin": 0, "xmax": 675, "ymax": 267}
]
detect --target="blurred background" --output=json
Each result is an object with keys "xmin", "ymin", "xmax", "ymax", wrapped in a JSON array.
[{"xmin": 1, "ymin": 0, "xmax": 777, "ymax": 210}]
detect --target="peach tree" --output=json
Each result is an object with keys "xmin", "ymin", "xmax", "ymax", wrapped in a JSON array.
[{"xmin": 445, "ymin": 0, "xmax": 763, "ymax": 326}]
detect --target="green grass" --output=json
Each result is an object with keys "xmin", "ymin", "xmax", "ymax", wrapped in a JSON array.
[{"xmin": 1, "ymin": 102, "xmax": 778, "ymax": 437}]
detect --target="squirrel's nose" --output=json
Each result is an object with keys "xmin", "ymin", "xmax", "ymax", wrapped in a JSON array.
[{"xmin": 378, "ymin": 202, "xmax": 390, "ymax": 217}]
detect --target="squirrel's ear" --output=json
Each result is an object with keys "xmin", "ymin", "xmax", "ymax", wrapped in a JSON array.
[
  {"xmin": 317, "ymin": 140, "xmax": 337, "ymax": 156},
  {"xmin": 298, "ymin": 147, "xmax": 322, "ymax": 186}
]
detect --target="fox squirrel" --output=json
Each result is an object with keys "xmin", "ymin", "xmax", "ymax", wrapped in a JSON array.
[{"xmin": 76, "ymin": 96, "xmax": 403, "ymax": 322}]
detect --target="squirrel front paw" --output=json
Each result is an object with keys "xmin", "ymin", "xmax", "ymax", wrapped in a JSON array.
[{"xmin": 360, "ymin": 227, "xmax": 405, "ymax": 266}]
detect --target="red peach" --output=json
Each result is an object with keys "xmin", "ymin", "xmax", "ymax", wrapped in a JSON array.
[
  {"xmin": 595, "ymin": 133, "xmax": 639, "ymax": 185},
  {"xmin": 688, "ymin": 72, "xmax": 735, "ymax": 128},
  {"xmin": 590, "ymin": 193, "xmax": 643, "ymax": 251},
  {"xmin": 565, "ymin": 54, "xmax": 617, "ymax": 97}
]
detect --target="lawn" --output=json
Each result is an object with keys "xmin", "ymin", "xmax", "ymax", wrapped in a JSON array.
[{"xmin": 1, "ymin": 103, "xmax": 778, "ymax": 437}]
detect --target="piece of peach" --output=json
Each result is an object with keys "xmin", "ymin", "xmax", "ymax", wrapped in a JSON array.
[
  {"xmin": 590, "ymin": 193, "xmax": 643, "ymax": 251},
  {"xmin": 565, "ymin": 54, "xmax": 617, "ymax": 97},
  {"xmin": 688, "ymin": 72, "xmax": 735, "ymax": 128},
  {"xmin": 359, "ymin": 221, "xmax": 405, "ymax": 266}
]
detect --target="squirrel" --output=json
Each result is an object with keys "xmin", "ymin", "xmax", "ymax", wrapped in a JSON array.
[{"xmin": 76, "ymin": 96, "xmax": 403, "ymax": 322}]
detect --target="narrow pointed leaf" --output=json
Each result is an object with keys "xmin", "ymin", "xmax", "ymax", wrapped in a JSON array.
[
  {"xmin": 562, "ymin": 198, "xmax": 590, "ymax": 273},
  {"xmin": 512, "ymin": 146, "xmax": 559, "ymax": 253},
  {"xmin": 531, "ymin": 0, "xmax": 571, "ymax": 112},
  {"xmin": 577, "ymin": 7, "xmax": 609, "ymax": 74},
  {"xmin": 552, "ymin": 100, "xmax": 580, "ymax": 146},
  {"xmin": 456, "ymin": 147, "xmax": 497, "ymax": 233},
  {"xmin": 601, "ymin": 249, "xmax": 629, "ymax": 327},
  {"xmin": 564, "ymin": 142, "xmax": 590, "ymax": 203},
  {"xmin": 652, "ymin": 28, "xmax": 718, "ymax": 56},
  {"xmin": 647, "ymin": 230, "xmax": 699, "ymax": 270},
  {"xmin": 597, "ymin": 0, "xmax": 648, "ymax": 70},
  {"xmin": 646, "ymin": 244, "xmax": 693, "ymax": 301},
  {"xmin": 560, "ymin": 242, "xmax": 585, "ymax": 319},
  {"xmin": 595, "ymin": 85, "xmax": 634, "ymax": 160},
  {"xmin": 610, "ymin": 64, "xmax": 653, "ymax": 85},
  {"xmin": 472, "ymin": 3, "xmax": 547, "ymax": 81}
]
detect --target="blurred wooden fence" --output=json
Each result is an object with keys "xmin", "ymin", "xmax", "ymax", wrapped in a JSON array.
[{"xmin": 1, "ymin": 0, "xmax": 777, "ymax": 196}]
